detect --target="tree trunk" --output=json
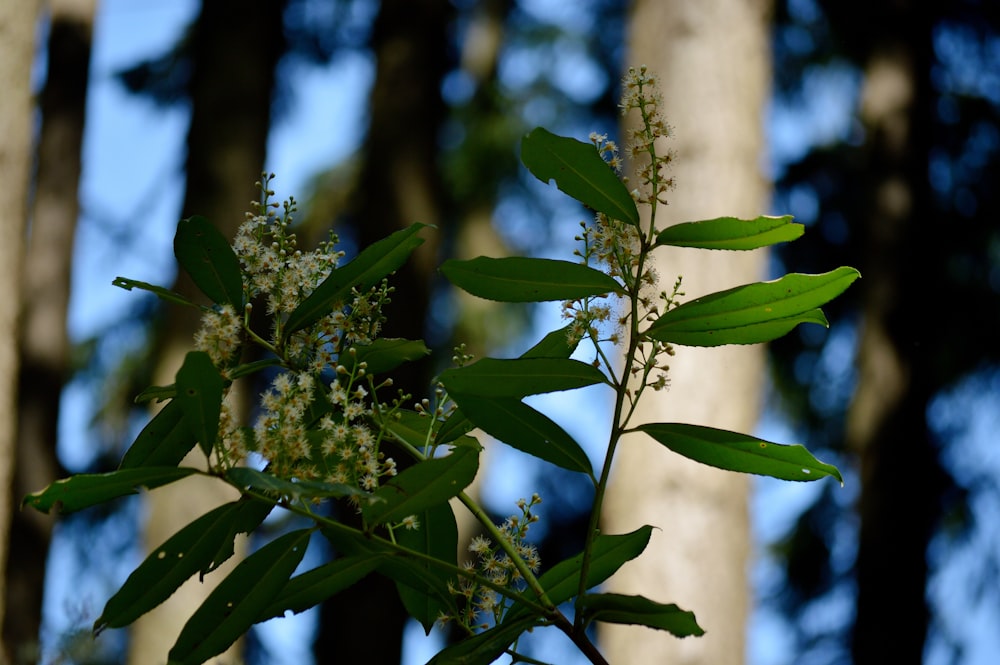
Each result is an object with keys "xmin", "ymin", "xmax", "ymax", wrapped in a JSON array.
[
  {"xmin": 314, "ymin": 1, "xmax": 453, "ymax": 662},
  {"xmin": 0, "ymin": 1, "xmax": 41, "ymax": 662},
  {"xmin": 127, "ymin": 2, "xmax": 284, "ymax": 663},
  {"xmin": 5, "ymin": 2, "xmax": 95, "ymax": 662},
  {"xmin": 601, "ymin": 1, "xmax": 773, "ymax": 663},
  {"xmin": 847, "ymin": 6, "xmax": 944, "ymax": 662}
]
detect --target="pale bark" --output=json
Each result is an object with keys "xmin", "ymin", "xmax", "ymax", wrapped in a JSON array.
[
  {"xmin": 0, "ymin": 1, "xmax": 41, "ymax": 661},
  {"xmin": 601, "ymin": 1, "xmax": 773, "ymax": 664}
]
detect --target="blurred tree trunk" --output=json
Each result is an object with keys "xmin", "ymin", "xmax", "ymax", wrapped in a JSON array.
[
  {"xmin": 602, "ymin": 1, "xmax": 773, "ymax": 664},
  {"xmin": 0, "ymin": 1, "xmax": 41, "ymax": 662},
  {"xmin": 846, "ymin": 5, "xmax": 943, "ymax": 662},
  {"xmin": 314, "ymin": 1, "xmax": 453, "ymax": 662},
  {"xmin": 5, "ymin": 2, "xmax": 95, "ymax": 662},
  {"xmin": 127, "ymin": 1, "xmax": 285, "ymax": 663}
]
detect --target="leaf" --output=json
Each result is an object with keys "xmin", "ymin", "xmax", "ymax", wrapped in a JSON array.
[
  {"xmin": 449, "ymin": 394, "xmax": 593, "ymax": 478},
  {"xmin": 339, "ymin": 338, "xmax": 431, "ymax": 376},
  {"xmin": 133, "ymin": 384, "xmax": 177, "ymax": 404},
  {"xmin": 112, "ymin": 277, "xmax": 199, "ymax": 308},
  {"xmin": 394, "ymin": 502, "xmax": 459, "ymax": 633},
  {"xmin": 635, "ymin": 423, "xmax": 843, "ymax": 483},
  {"xmin": 283, "ymin": 223, "xmax": 429, "ymax": 336},
  {"xmin": 439, "ymin": 357, "xmax": 607, "ymax": 398},
  {"xmin": 579, "ymin": 593, "xmax": 704, "ymax": 637},
  {"xmin": 382, "ymin": 409, "xmax": 437, "ymax": 451},
  {"xmin": 522, "ymin": 324, "xmax": 582, "ymax": 359},
  {"xmin": 22, "ymin": 467, "xmax": 198, "ymax": 514},
  {"xmin": 119, "ymin": 400, "xmax": 197, "ymax": 469},
  {"xmin": 506, "ymin": 526, "xmax": 653, "ymax": 622},
  {"xmin": 654, "ymin": 215, "xmax": 804, "ymax": 250},
  {"xmin": 440, "ymin": 256, "xmax": 623, "ymax": 303},
  {"xmin": 173, "ymin": 215, "xmax": 244, "ymax": 307},
  {"xmin": 521, "ymin": 127, "xmax": 639, "ymax": 226},
  {"xmin": 94, "ymin": 499, "xmax": 271, "ymax": 634},
  {"xmin": 226, "ymin": 467, "xmax": 370, "ymax": 502},
  {"xmin": 644, "ymin": 267, "xmax": 861, "ymax": 346},
  {"xmin": 175, "ymin": 351, "xmax": 225, "ymax": 457},
  {"xmin": 427, "ymin": 616, "xmax": 538, "ymax": 665},
  {"xmin": 226, "ymin": 357, "xmax": 283, "ymax": 380},
  {"xmin": 362, "ymin": 446, "xmax": 478, "ymax": 526},
  {"xmin": 435, "ymin": 408, "xmax": 475, "ymax": 446},
  {"xmin": 256, "ymin": 556, "xmax": 381, "ymax": 622},
  {"xmin": 167, "ymin": 529, "xmax": 311, "ymax": 665}
]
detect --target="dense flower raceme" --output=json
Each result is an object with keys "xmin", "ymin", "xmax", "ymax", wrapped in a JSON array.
[{"xmin": 192, "ymin": 176, "xmax": 397, "ymax": 496}]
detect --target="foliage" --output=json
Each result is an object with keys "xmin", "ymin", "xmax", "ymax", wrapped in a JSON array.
[{"xmin": 24, "ymin": 67, "xmax": 857, "ymax": 665}]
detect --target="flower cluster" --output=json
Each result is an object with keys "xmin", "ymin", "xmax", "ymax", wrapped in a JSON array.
[
  {"xmin": 620, "ymin": 65, "xmax": 676, "ymax": 208},
  {"xmin": 444, "ymin": 495, "xmax": 542, "ymax": 631}
]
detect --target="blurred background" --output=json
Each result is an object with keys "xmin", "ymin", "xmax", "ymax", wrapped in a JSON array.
[{"xmin": 1, "ymin": 0, "xmax": 998, "ymax": 664}]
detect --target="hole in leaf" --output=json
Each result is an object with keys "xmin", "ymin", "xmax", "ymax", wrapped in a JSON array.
[
  {"xmin": 157, "ymin": 551, "xmax": 166, "ymax": 560},
  {"xmin": 802, "ymin": 469, "xmax": 811, "ymax": 474}
]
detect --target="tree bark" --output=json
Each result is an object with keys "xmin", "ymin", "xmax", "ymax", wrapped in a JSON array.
[
  {"xmin": 0, "ymin": 1, "xmax": 41, "ymax": 662},
  {"xmin": 314, "ymin": 1, "xmax": 453, "ymax": 662},
  {"xmin": 5, "ymin": 3, "xmax": 95, "ymax": 662},
  {"xmin": 601, "ymin": 1, "xmax": 773, "ymax": 663},
  {"xmin": 127, "ymin": 2, "xmax": 284, "ymax": 663}
]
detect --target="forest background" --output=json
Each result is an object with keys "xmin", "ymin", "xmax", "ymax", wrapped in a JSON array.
[{"xmin": 1, "ymin": 0, "xmax": 998, "ymax": 664}]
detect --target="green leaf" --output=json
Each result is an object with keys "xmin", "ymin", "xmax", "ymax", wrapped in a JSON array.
[
  {"xmin": 256, "ymin": 555, "xmax": 381, "ymax": 622},
  {"xmin": 283, "ymin": 223, "xmax": 429, "ymax": 336},
  {"xmin": 439, "ymin": 357, "xmax": 607, "ymax": 398},
  {"xmin": 427, "ymin": 616, "xmax": 538, "ymax": 665},
  {"xmin": 579, "ymin": 593, "xmax": 704, "ymax": 637},
  {"xmin": 654, "ymin": 215, "xmax": 804, "ymax": 250},
  {"xmin": 635, "ymin": 423, "xmax": 843, "ymax": 483},
  {"xmin": 22, "ymin": 467, "xmax": 198, "ymax": 514},
  {"xmin": 133, "ymin": 384, "xmax": 177, "ymax": 404},
  {"xmin": 167, "ymin": 529, "xmax": 311, "ymax": 665},
  {"xmin": 226, "ymin": 357, "xmax": 283, "ymax": 381},
  {"xmin": 521, "ymin": 127, "xmax": 640, "ymax": 227},
  {"xmin": 94, "ymin": 499, "xmax": 271, "ymax": 634},
  {"xmin": 362, "ymin": 446, "xmax": 478, "ymax": 526},
  {"xmin": 644, "ymin": 267, "xmax": 861, "ymax": 346},
  {"xmin": 394, "ymin": 502, "xmax": 459, "ymax": 633},
  {"xmin": 340, "ymin": 338, "xmax": 431, "ymax": 375},
  {"xmin": 449, "ymin": 394, "xmax": 593, "ymax": 478},
  {"xmin": 119, "ymin": 400, "xmax": 197, "ymax": 469},
  {"xmin": 522, "ymin": 324, "xmax": 582, "ymax": 359},
  {"xmin": 506, "ymin": 526, "xmax": 653, "ymax": 622},
  {"xmin": 226, "ymin": 467, "xmax": 370, "ymax": 502},
  {"xmin": 173, "ymin": 215, "xmax": 244, "ymax": 307},
  {"xmin": 435, "ymin": 408, "xmax": 475, "ymax": 446},
  {"xmin": 382, "ymin": 409, "xmax": 437, "ymax": 451},
  {"xmin": 440, "ymin": 256, "xmax": 623, "ymax": 303},
  {"xmin": 175, "ymin": 351, "xmax": 225, "ymax": 457},
  {"xmin": 112, "ymin": 277, "xmax": 199, "ymax": 308}
]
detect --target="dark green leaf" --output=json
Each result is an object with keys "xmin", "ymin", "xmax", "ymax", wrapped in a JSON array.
[
  {"xmin": 133, "ymin": 384, "xmax": 177, "ymax": 404},
  {"xmin": 521, "ymin": 127, "xmax": 639, "ymax": 226},
  {"xmin": 256, "ymin": 556, "xmax": 381, "ymax": 622},
  {"xmin": 644, "ymin": 267, "xmax": 861, "ymax": 346},
  {"xmin": 635, "ymin": 423, "xmax": 843, "ymax": 483},
  {"xmin": 395, "ymin": 502, "xmax": 459, "ymax": 633},
  {"xmin": 340, "ymin": 338, "xmax": 431, "ymax": 375},
  {"xmin": 226, "ymin": 357, "xmax": 283, "ymax": 380},
  {"xmin": 283, "ymin": 223, "xmax": 429, "ymax": 336},
  {"xmin": 522, "ymin": 324, "xmax": 582, "ymax": 359},
  {"xmin": 226, "ymin": 467, "xmax": 369, "ymax": 502},
  {"xmin": 435, "ymin": 409, "xmax": 475, "ymax": 446},
  {"xmin": 580, "ymin": 593, "xmax": 703, "ymax": 637},
  {"xmin": 654, "ymin": 215, "xmax": 803, "ymax": 251},
  {"xmin": 449, "ymin": 394, "xmax": 593, "ymax": 478},
  {"xmin": 22, "ymin": 467, "xmax": 198, "ymax": 514},
  {"xmin": 362, "ymin": 446, "xmax": 478, "ymax": 526},
  {"xmin": 439, "ymin": 357, "xmax": 607, "ymax": 398},
  {"xmin": 427, "ymin": 616, "xmax": 538, "ymax": 665},
  {"xmin": 382, "ymin": 409, "xmax": 437, "ymax": 451},
  {"xmin": 112, "ymin": 276, "xmax": 198, "ymax": 308},
  {"xmin": 119, "ymin": 400, "xmax": 197, "ymax": 469},
  {"xmin": 167, "ymin": 529, "xmax": 311, "ymax": 665},
  {"xmin": 506, "ymin": 526, "xmax": 653, "ymax": 622},
  {"xmin": 94, "ymin": 499, "xmax": 271, "ymax": 633},
  {"xmin": 440, "ymin": 256, "xmax": 623, "ymax": 303},
  {"xmin": 173, "ymin": 215, "xmax": 244, "ymax": 307},
  {"xmin": 175, "ymin": 351, "xmax": 225, "ymax": 457}
]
